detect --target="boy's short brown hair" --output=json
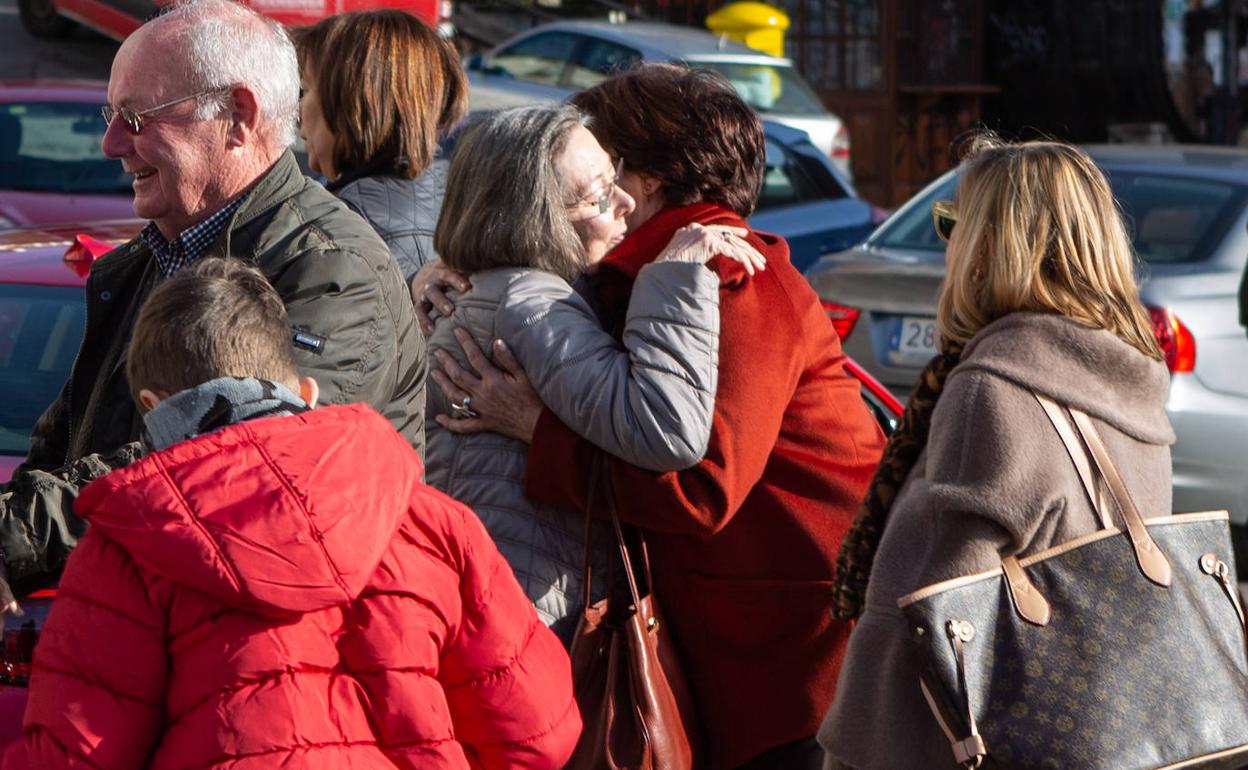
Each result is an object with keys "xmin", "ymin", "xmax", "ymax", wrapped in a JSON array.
[{"xmin": 127, "ymin": 258, "xmax": 298, "ymax": 405}]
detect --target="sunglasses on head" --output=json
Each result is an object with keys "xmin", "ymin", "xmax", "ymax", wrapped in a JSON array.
[{"xmin": 932, "ymin": 200, "xmax": 957, "ymax": 242}]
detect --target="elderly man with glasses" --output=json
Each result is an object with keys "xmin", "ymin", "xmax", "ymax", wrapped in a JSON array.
[{"xmin": 0, "ymin": 0, "xmax": 426, "ymax": 606}]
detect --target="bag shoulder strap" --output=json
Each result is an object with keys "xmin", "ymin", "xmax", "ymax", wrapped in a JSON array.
[
  {"xmin": 1032, "ymin": 392, "xmax": 1172, "ymax": 587},
  {"xmin": 582, "ymin": 452, "xmax": 652, "ymax": 612},
  {"xmin": 1033, "ymin": 394, "xmax": 1113, "ymax": 529}
]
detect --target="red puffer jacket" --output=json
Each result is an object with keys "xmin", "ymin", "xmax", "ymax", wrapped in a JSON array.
[{"xmin": 4, "ymin": 404, "xmax": 580, "ymax": 770}]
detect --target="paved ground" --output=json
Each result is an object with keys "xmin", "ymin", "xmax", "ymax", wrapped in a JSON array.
[{"xmin": 0, "ymin": 0, "xmax": 117, "ymax": 82}]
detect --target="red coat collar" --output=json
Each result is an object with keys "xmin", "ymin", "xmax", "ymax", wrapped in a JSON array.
[{"xmin": 600, "ymin": 202, "xmax": 749, "ymax": 281}]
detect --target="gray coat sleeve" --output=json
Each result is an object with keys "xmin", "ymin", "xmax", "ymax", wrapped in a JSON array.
[{"xmin": 495, "ymin": 263, "xmax": 720, "ymax": 471}]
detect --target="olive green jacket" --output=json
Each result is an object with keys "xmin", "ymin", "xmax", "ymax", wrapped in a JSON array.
[{"xmin": 0, "ymin": 151, "xmax": 426, "ymax": 591}]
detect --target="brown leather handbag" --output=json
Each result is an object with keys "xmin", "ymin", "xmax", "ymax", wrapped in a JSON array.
[{"xmin": 563, "ymin": 465, "xmax": 702, "ymax": 770}]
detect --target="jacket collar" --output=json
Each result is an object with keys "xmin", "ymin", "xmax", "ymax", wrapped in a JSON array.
[
  {"xmin": 600, "ymin": 202, "xmax": 746, "ymax": 281},
  {"xmin": 955, "ymin": 312, "xmax": 1174, "ymax": 445},
  {"xmin": 213, "ymin": 150, "xmax": 306, "ymax": 260}
]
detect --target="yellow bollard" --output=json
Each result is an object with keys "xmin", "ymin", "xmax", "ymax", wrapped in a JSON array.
[{"xmin": 705, "ymin": 1, "xmax": 790, "ymax": 59}]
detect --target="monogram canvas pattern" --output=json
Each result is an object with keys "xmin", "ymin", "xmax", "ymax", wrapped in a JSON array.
[{"xmin": 904, "ymin": 518, "xmax": 1248, "ymax": 770}]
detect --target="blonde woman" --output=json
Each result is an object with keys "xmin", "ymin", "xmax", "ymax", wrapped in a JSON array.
[{"xmin": 819, "ymin": 136, "xmax": 1174, "ymax": 770}]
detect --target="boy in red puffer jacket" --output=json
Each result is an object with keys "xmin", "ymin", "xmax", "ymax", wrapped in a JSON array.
[{"xmin": 5, "ymin": 258, "xmax": 580, "ymax": 770}]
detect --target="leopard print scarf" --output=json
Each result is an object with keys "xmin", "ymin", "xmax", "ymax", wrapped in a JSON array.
[{"xmin": 831, "ymin": 341, "xmax": 964, "ymax": 620}]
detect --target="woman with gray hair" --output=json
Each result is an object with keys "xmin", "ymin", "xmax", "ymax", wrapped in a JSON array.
[{"xmin": 424, "ymin": 103, "xmax": 763, "ymax": 641}]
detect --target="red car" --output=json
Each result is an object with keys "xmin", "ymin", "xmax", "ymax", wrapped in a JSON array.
[
  {"xmin": 0, "ymin": 81, "xmax": 136, "ymax": 231},
  {"xmin": 20, "ymin": 0, "xmax": 452, "ymax": 41},
  {"xmin": 0, "ymin": 220, "xmax": 139, "ymax": 483}
]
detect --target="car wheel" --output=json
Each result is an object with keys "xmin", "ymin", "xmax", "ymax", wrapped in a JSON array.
[{"xmin": 17, "ymin": 0, "xmax": 76, "ymax": 39}]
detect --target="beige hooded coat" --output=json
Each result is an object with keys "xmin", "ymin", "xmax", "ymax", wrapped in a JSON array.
[{"xmin": 819, "ymin": 312, "xmax": 1174, "ymax": 770}]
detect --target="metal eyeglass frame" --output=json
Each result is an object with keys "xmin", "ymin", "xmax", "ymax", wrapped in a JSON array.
[
  {"xmin": 566, "ymin": 158, "xmax": 625, "ymax": 216},
  {"xmin": 101, "ymin": 87, "xmax": 230, "ymax": 135}
]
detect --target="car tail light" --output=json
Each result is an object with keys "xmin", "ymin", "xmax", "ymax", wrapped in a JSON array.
[
  {"xmin": 1148, "ymin": 306, "xmax": 1195, "ymax": 373},
  {"xmin": 869, "ymin": 206, "xmax": 890, "ymax": 226},
  {"xmin": 822, "ymin": 300, "xmax": 860, "ymax": 340},
  {"xmin": 831, "ymin": 122, "xmax": 850, "ymax": 161},
  {"xmin": 0, "ymin": 591, "xmax": 55, "ymax": 687}
]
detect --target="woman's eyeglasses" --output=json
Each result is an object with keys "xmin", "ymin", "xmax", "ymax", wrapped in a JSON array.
[
  {"xmin": 932, "ymin": 200, "xmax": 957, "ymax": 242},
  {"xmin": 101, "ymin": 87, "xmax": 229, "ymax": 135},
  {"xmin": 567, "ymin": 159, "xmax": 624, "ymax": 216}
]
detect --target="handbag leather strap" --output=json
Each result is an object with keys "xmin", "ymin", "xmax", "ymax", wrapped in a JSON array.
[
  {"xmin": 581, "ymin": 452, "xmax": 653, "ymax": 614},
  {"xmin": 1067, "ymin": 408, "xmax": 1172, "ymax": 587},
  {"xmin": 1033, "ymin": 392, "xmax": 1172, "ymax": 587},
  {"xmin": 1033, "ymin": 395, "xmax": 1113, "ymax": 529}
]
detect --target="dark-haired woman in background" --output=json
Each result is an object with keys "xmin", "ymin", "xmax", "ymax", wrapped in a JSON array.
[{"xmin": 293, "ymin": 10, "xmax": 466, "ymax": 285}]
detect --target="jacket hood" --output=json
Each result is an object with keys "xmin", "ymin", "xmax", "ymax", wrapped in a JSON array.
[
  {"xmin": 76, "ymin": 404, "xmax": 421, "ymax": 616},
  {"xmin": 954, "ymin": 312, "xmax": 1174, "ymax": 445}
]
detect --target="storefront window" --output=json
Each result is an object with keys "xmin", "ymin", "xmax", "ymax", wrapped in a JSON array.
[{"xmin": 780, "ymin": 0, "xmax": 882, "ymax": 91}]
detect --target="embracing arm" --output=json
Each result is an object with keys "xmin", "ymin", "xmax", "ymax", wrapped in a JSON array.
[
  {"xmin": 523, "ymin": 258, "xmax": 805, "ymax": 537},
  {"xmin": 495, "ymin": 263, "xmax": 720, "ymax": 472}
]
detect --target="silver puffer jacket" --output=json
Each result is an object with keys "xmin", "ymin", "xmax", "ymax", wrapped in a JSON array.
[{"xmin": 425, "ymin": 262, "xmax": 720, "ymax": 641}]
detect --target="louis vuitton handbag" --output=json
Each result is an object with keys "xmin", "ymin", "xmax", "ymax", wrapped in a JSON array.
[
  {"xmin": 563, "ymin": 461, "xmax": 702, "ymax": 770},
  {"xmin": 900, "ymin": 393, "xmax": 1248, "ymax": 769}
]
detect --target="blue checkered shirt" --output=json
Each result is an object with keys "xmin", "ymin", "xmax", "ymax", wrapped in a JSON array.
[{"xmin": 141, "ymin": 196, "xmax": 246, "ymax": 278}]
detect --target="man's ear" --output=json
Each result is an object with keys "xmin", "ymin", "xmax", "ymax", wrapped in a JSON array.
[
  {"xmin": 225, "ymin": 85, "xmax": 261, "ymax": 149},
  {"xmin": 298, "ymin": 376, "xmax": 319, "ymax": 409},
  {"xmin": 138, "ymin": 388, "xmax": 165, "ymax": 413}
]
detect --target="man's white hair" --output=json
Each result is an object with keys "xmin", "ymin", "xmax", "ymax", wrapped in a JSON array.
[{"xmin": 158, "ymin": 0, "xmax": 300, "ymax": 149}]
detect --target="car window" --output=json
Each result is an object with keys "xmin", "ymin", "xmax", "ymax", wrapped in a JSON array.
[
  {"xmin": 567, "ymin": 39, "xmax": 641, "ymax": 90},
  {"xmin": 489, "ymin": 32, "xmax": 579, "ymax": 86},
  {"xmin": 0, "ymin": 285, "xmax": 84, "ymax": 456},
  {"xmin": 1108, "ymin": 172, "xmax": 1248, "ymax": 264},
  {"xmin": 870, "ymin": 175, "xmax": 958, "ymax": 254},
  {"xmin": 871, "ymin": 167, "xmax": 1248, "ymax": 264},
  {"xmin": 0, "ymin": 102, "xmax": 129, "ymax": 194},
  {"xmin": 689, "ymin": 60, "xmax": 826, "ymax": 115},
  {"xmin": 757, "ymin": 137, "xmax": 848, "ymax": 211}
]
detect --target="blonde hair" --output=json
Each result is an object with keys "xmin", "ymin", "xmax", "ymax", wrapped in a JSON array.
[{"xmin": 937, "ymin": 134, "xmax": 1162, "ymax": 361}]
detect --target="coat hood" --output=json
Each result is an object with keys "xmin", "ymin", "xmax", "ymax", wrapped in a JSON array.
[
  {"xmin": 76, "ymin": 404, "xmax": 421, "ymax": 616},
  {"xmin": 954, "ymin": 312, "xmax": 1175, "ymax": 445}
]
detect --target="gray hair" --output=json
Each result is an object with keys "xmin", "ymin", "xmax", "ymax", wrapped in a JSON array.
[
  {"xmin": 157, "ymin": 0, "xmax": 300, "ymax": 148},
  {"xmin": 435, "ymin": 104, "xmax": 589, "ymax": 283}
]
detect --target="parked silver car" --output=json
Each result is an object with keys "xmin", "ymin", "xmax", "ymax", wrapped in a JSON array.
[
  {"xmin": 806, "ymin": 145, "xmax": 1248, "ymax": 538},
  {"xmin": 465, "ymin": 19, "xmax": 852, "ymax": 178}
]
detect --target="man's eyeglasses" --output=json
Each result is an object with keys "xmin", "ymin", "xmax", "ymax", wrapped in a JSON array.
[
  {"xmin": 101, "ymin": 87, "xmax": 229, "ymax": 135},
  {"xmin": 932, "ymin": 199, "xmax": 958, "ymax": 242},
  {"xmin": 567, "ymin": 159, "xmax": 624, "ymax": 216}
]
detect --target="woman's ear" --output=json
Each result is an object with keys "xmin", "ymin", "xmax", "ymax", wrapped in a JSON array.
[
  {"xmin": 299, "ymin": 376, "xmax": 320, "ymax": 409},
  {"xmin": 639, "ymin": 174, "xmax": 662, "ymax": 197}
]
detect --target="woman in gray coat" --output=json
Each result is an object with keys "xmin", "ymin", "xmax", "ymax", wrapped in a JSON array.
[
  {"xmin": 820, "ymin": 136, "xmax": 1174, "ymax": 769},
  {"xmin": 424, "ymin": 104, "xmax": 763, "ymax": 642}
]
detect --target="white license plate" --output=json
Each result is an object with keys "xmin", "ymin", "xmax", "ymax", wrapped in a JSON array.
[{"xmin": 888, "ymin": 316, "xmax": 938, "ymax": 366}]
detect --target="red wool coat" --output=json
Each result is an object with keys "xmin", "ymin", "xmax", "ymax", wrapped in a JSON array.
[
  {"xmin": 5, "ymin": 404, "xmax": 580, "ymax": 770},
  {"xmin": 524, "ymin": 203, "xmax": 886, "ymax": 770}
]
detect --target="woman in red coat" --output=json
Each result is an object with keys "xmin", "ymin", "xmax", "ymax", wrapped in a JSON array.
[{"xmin": 427, "ymin": 63, "xmax": 886, "ymax": 770}]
